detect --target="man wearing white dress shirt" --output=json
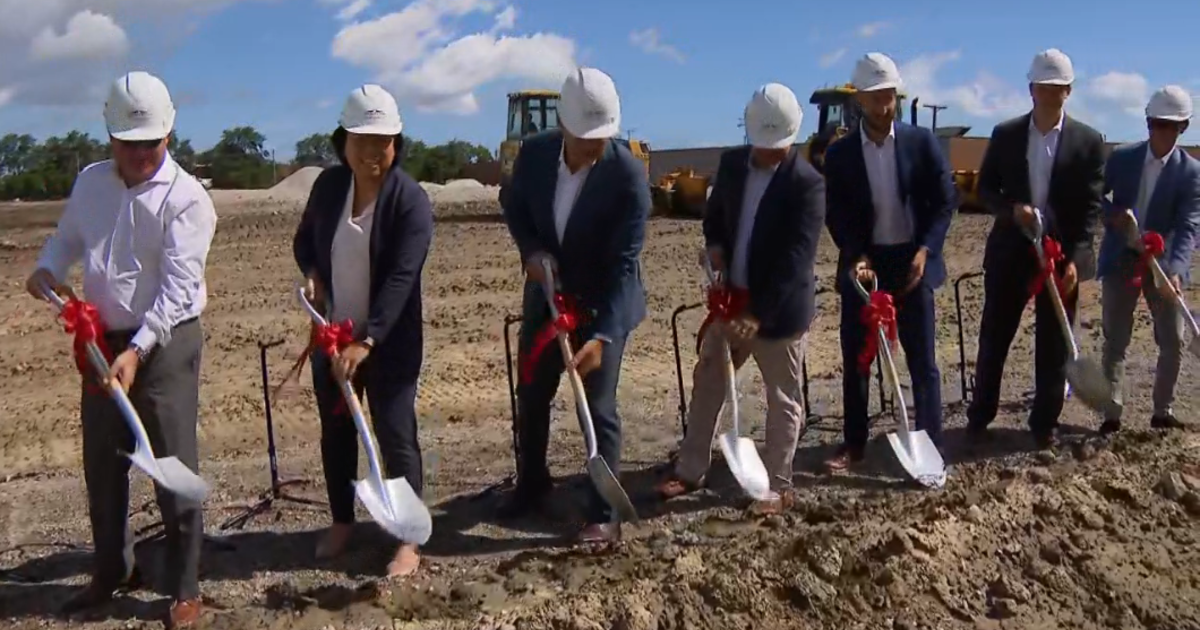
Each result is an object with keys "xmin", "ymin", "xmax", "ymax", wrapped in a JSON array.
[
  {"xmin": 822, "ymin": 53, "xmax": 958, "ymax": 470},
  {"xmin": 967, "ymin": 49, "xmax": 1106, "ymax": 449},
  {"xmin": 24, "ymin": 71, "xmax": 216, "ymax": 628},
  {"xmin": 1096, "ymin": 85, "xmax": 1200, "ymax": 434}
]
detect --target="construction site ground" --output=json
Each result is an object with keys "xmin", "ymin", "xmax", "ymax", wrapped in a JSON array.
[{"xmin": 1, "ymin": 194, "xmax": 1198, "ymax": 630}]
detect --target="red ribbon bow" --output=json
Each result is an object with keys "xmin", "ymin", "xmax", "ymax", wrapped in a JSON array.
[
  {"xmin": 57, "ymin": 297, "xmax": 113, "ymax": 390},
  {"xmin": 313, "ymin": 319, "xmax": 355, "ymax": 358},
  {"xmin": 520, "ymin": 294, "xmax": 583, "ymax": 385},
  {"xmin": 1130, "ymin": 231, "xmax": 1166, "ymax": 289},
  {"xmin": 1028, "ymin": 236, "xmax": 1065, "ymax": 298},
  {"xmin": 858, "ymin": 290, "xmax": 898, "ymax": 374},
  {"xmin": 695, "ymin": 284, "xmax": 750, "ymax": 354}
]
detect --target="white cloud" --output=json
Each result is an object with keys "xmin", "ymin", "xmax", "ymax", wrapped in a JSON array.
[
  {"xmin": 331, "ymin": 1, "xmax": 577, "ymax": 115},
  {"xmin": 29, "ymin": 10, "xmax": 129, "ymax": 61},
  {"xmin": 1087, "ymin": 71, "xmax": 1149, "ymax": 116},
  {"xmin": 324, "ymin": 0, "xmax": 372, "ymax": 21},
  {"xmin": 857, "ymin": 21, "xmax": 890, "ymax": 38},
  {"xmin": 899, "ymin": 50, "xmax": 1028, "ymax": 120},
  {"xmin": 629, "ymin": 27, "xmax": 685, "ymax": 64},
  {"xmin": 818, "ymin": 47, "xmax": 846, "ymax": 69}
]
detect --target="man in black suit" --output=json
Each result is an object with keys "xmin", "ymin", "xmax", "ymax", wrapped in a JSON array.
[
  {"xmin": 822, "ymin": 53, "xmax": 959, "ymax": 471},
  {"xmin": 654, "ymin": 83, "xmax": 825, "ymax": 512},
  {"xmin": 500, "ymin": 67, "xmax": 651, "ymax": 544},
  {"xmin": 966, "ymin": 48, "xmax": 1106, "ymax": 448}
]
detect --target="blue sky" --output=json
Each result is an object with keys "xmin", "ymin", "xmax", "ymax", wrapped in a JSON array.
[{"xmin": 2, "ymin": 0, "xmax": 1198, "ymax": 159}]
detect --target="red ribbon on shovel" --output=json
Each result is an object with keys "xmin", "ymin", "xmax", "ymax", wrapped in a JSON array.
[
  {"xmin": 1130, "ymin": 231, "xmax": 1166, "ymax": 289},
  {"xmin": 1028, "ymin": 236, "xmax": 1065, "ymax": 298},
  {"xmin": 858, "ymin": 290, "xmax": 897, "ymax": 374},
  {"xmin": 57, "ymin": 297, "xmax": 113, "ymax": 392},
  {"xmin": 313, "ymin": 319, "xmax": 355, "ymax": 415},
  {"xmin": 695, "ymin": 284, "xmax": 749, "ymax": 355},
  {"xmin": 520, "ymin": 294, "xmax": 583, "ymax": 385}
]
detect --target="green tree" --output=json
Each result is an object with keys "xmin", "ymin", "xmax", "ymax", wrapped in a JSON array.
[
  {"xmin": 294, "ymin": 132, "xmax": 336, "ymax": 167},
  {"xmin": 168, "ymin": 135, "xmax": 197, "ymax": 172},
  {"xmin": 202, "ymin": 126, "xmax": 274, "ymax": 189},
  {"xmin": 0, "ymin": 133, "xmax": 38, "ymax": 176}
]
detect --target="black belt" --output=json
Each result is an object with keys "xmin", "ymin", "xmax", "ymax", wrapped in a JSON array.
[{"xmin": 103, "ymin": 316, "xmax": 200, "ymax": 340}]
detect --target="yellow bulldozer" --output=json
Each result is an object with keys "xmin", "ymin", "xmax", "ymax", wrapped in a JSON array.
[
  {"xmin": 804, "ymin": 84, "xmax": 981, "ymax": 209},
  {"xmin": 498, "ymin": 89, "xmax": 651, "ymax": 206}
]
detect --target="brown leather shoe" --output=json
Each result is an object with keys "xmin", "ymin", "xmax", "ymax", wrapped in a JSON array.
[
  {"xmin": 166, "ymin": 599, "xmax": 203, "ymax": 629},
  {"xmin": 654, "ymin": 475, "xmax": 702, "ymax": 500},
  {"xmin": 823, "ymin": 446, "xmax": 864, "ymax": 473},
  {"xmin": 576, "ymin": 522, "xmax": 621, "ymax": 545},
  {"xmin": 748, "ymin": 489, "xmax": 795, "ymax": 516},
  {"xmin": 59, "ymin": 568, "xmax": 142, "ymax": 615}
]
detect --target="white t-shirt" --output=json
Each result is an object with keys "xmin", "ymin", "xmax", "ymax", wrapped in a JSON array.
[{"xmin": 330, "ymin": 180, "xmax": 375, "ymax": 335}]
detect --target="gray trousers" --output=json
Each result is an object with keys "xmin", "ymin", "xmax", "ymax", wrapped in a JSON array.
[
  {"xmin": 80, "ymin": 319, "xmax": 203, "ymax": 600},
  {"xmin": 1101, "ymin": 262, "xmax": 1185, "ymax": 421}
]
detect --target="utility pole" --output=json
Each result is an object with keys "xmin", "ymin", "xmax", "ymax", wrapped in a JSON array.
[
  {"xmin": 737, "ymin": 115, "xmax": 748, "ymax": 145},
  {"xmin": 922, "ymin": 103, "xmax": 947, "ymax": 132}
]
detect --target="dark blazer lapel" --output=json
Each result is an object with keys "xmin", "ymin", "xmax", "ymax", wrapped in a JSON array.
[
  {"xmin": 321, "ymin": 167, "xmax": 352, "ymax": 267},
  {"xmin": 1047, "ymin": 115, "xmax": 1075, "ymax": 197},
  {"xmin": 893, "ymin": 123, "xmax": 912, "ymax": 203},
  {"xmin": 560, "ymin": 139, "xmax": 613, "ymax": 252},
  {"xmin": 1015, "ymin": 112, "xmax": 1034, "ymax": 201},
  {"xmin": 368, "ymin": 166, "xmax": 400, "ymax": 265},
  {"xmin": 533, "ymin": 134, "xmax": 565, "ymax": 251},
  {"xmin": 724, "ymin": 147, "xmax": 750, "ymax": 241},
  {"xmin": 1147, "ymin": 147, "xmax": 1180, "ymax": 220},
  {"xmin": 844, "ymin": 128, "xmax": 873, "ymax": 221}
]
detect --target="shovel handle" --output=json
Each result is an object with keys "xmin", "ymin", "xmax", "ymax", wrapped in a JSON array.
[
  {"xmin": 1023, "ymin": 210, "xmax": 1081, "ymax": 359},
  {"xmin": 849, "ymin": 271, "xmax": 878, "ymax": 301},
  {"xmin": 1126, "ymin": 214, "xmax": 1200, "ymax": 337},
  {"xmin": 295, "ymin": 284, "xmax": 394, "ymax": 515},
  {"xmin": 539, "ymin": 258, "xmax": 601, "ymax": 460},
  {"xmin": 697, "ymin": 249, "xmax": 742, "ymax": 435}
]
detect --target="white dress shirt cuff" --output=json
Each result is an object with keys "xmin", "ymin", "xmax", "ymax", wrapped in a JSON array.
[{"xmin": 131, "ymin": 326, "xmax": 159, "ymax": 353}]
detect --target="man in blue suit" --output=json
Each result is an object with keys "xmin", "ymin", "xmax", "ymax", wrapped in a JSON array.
[
  {"xmin": 823, "ymin": 52, "xmax": 958, "ymax": 471},
  {"xmin": 500, "ymin": 67, "xmax": 650, "ymax": 543},
  {"xmin": 654, "ymin": 83, "xmax": 825, "ymax": 512},
  {"xmin": 1097, "ymin": 85, "xmax": 1200, "ymax": 434}
]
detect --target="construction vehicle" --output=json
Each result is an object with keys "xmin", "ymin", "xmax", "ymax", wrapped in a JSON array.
[
  {"xmin": 498, "ymin": 90, "xmax": 651, "ymax": 206},
  {"xmin": 804, "ymin": 85, "xmax": 982, "ymax": 210}
]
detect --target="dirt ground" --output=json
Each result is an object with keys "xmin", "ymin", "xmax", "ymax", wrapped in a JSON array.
[{"xmin": 1, "ymin": 195, "xmax": 1199, "ymax": 630}]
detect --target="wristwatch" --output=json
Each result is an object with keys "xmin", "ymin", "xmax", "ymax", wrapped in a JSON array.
[
  {"xmin": 360, "ymin": 336, "xmax": 375, "ymax": 350},
  {"xmin": 128, "ymin": 343, "xmax": 150, "ymax": 363}
]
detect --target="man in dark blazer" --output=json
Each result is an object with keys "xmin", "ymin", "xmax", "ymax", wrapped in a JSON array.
[
  {"xmin": 1096, "ymin": 85, "xmax": 1200, "ymax": 434},
  {"xmin": 654, "ymin": 83, "xmax": 825, "ymax": 512},
  {"xmin": 966, "ymin": 48, "xmax": 1106, "ymax": 448},
  {"xmin": 823, "ymin": 52, "xmax": 958, "ymax": 471},
  {"xmin": 499, "ymin": 67, "xmax": 651, "ymax": 544}
]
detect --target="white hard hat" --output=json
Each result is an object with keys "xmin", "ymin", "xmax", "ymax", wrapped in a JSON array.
[
  {"xmin": 1027, "ymin": 48, "xmax": 1074, "ymax": 85},
  {"xmin": 104, "ymin": 71, "xmax": 176, "ymax": 142},
  {"xmin": 559, "ymin": 67, "xmax": 621, "ymax": 139},
  {"xmin": 851, "ymin": 52, "xmax": 903, "ymax": 92},
  {"xmin": 339, "ymin": 84, "xmax": 403, "ymax": 135},
  {"xmin": 1146, "ymin": 85, "xmax": 1193, "ymax": 121},
  {"xmin": 745, "ymin": 83, "xmax": 803, "ymax": 149}
]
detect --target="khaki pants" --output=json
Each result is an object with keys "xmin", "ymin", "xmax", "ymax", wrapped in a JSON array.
[
  {"xmin": 675, "ymin": 326, "xmax": 807, "ymax": 491},
  {"xmin": 1101, "ymin": 263, "xmax": 1185, "ymax": 420}
]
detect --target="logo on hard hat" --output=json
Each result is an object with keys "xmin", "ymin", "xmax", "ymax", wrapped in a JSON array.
[
  {"xmin": 873, "ymin": 68, "xmax": 888, "ymax": 78},
  {"xmin": 364, "ymin": 108, "xmax": 385, "ymax": 120},
  {"xmin": 128, "ymin": 109, "xmax": 151, "ymax": 120},
  {"xmin": 585, "ymin": 108, "xmax": 610, "ymax": 121}
]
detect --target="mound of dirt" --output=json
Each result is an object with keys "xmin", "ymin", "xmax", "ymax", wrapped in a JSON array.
[
  {"xmin": 424, "ymin": 178, "xmax": 500, "ymax": 205},
  {"xmin": 268, "ymin": 166, "xmax": 325, "ymax": 201}
]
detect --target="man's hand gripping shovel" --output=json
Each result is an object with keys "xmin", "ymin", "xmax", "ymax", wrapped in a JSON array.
[
  {"xmin": 851, "ymin": 273, "xmax": 946, "ymax": 489},
  {"xmin": 1122, "ymin": 211, "xmax": 1200, "ymax": 361},
  {"xmin": 697, "ymin": 252, "xmax": 773, "ymax": 501},
  {"xmin": 1022, "ymin": 209, "xmax": 1113, "ymax": 412},
  {"xmin": 295, "ymin": 286, "xmax": 432, "ymax": 545},
  {"xmin": 537, "ymin": 258, "xmax": 639, "ymax": 523},
  {"xmin": 40, "ymin": 282, "xmax": 209, "ymax": 503}
]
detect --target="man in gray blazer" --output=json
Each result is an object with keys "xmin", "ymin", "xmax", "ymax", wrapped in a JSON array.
[
  {"xmin": 1097, "ymin": 85, "xmax": 1200, "ymax": 434},
  {"xmin": 966, "ymin": 49, "xmax": 1107, "ymax": 449}
]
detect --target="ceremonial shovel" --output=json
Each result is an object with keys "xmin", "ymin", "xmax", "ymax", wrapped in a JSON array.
[
  {"xmin": 851, "ymin": 273, "xmax": 946, "ymax": 488},
  {"xmin": 40, "ymin": 283, "xmax": 210, "ymax": 503},
  {"xmin": 1123, "ymin": 213, "xmax": 1200, "ymax": 360},
  {"xmin": 538, "ymin": 258, "xmax": 639, "ymax": 523},
  {"xmin": 296, "ymin": 286, "xmax": 432, "ymax": 544},
  {"xmin": 1022, "ymin": 209, "xmax": 1113, "ymax": 412},
  {"xmin": 698, "ymin": 253, "xmax": 773, "ymax": 501}
]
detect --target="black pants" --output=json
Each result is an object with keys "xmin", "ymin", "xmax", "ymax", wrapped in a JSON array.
[
  {"xmin": 967, "ymin": 258, "xmax": 1076, "ymax": 433},
  {"xmin": 839, "ymin": 243, "xmax": 943, "ymax": 451},
  {"xmin": 81, "ymin": 319, "xmax": 204, "ymax": 601},
  {"xmin": 516, "ymin": 325, "xmax": 628, "ymax": 524},
  {"xmin": 310, "ymin": 351, "xmax": 423, "ymax": 525}
]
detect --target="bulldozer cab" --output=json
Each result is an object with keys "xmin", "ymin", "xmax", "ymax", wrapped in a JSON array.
[{"xmin": 506, "ymin": 89, "xmax": 561, "ymax": 140}]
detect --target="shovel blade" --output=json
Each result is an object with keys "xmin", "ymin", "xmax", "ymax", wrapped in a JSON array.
[
  {"xmin": 127, "ymin": 447, "xmax": 210, "ymax": 503},
  {"xmin": 354, "ymin": 476, "xmax": 433, "ymax": 545},
  {"xmin": 585, "ymin": 456, "xmax": 639, "ymax": 523},
  {"xmin": 717, "ymin": 433, "xmax": 774, "ymax": 501},
  {"xmin": 1065, "ymin": 359, "xmax": 1113, "ymax": 413},
  {"xmin": 886, "ymin": 430, "xmax": 946, "ymax": 489}
]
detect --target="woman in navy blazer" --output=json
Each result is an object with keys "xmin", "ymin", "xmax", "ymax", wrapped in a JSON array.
[{"xmin": 292, "ymin": 85, "xmax": 434, "ymax": 577}]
